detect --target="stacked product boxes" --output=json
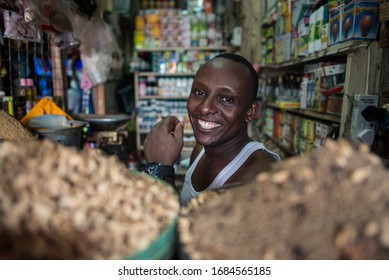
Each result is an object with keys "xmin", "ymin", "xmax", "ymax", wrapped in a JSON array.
[{"xmin": 261, "ymin": 0, "xmax": 381, "ymax": 64}]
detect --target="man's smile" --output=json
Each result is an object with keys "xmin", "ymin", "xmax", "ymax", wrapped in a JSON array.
[{"xmin": 197, "ymin": 119, "xmax": 222, "ymax": 130}]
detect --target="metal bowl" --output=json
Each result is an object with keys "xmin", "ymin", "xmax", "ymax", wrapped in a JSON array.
[
  {"xmin": 32, "ymin": 121, "xmax": 87, "ymax": 149},
  {"xmin": 72, "ymin": 114, "xmax": 132, "ymax": 131}
]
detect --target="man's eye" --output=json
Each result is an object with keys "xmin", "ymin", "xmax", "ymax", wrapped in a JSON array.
[
  {"xmin": 221, "ymin": 96, "xmax": 234, "ymax": 103},
  {"xmin": 194, "ymin": 90, "xmax": 205, "ymax": 97}
]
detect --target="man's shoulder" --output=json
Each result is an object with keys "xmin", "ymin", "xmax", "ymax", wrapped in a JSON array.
[{"xmin": 250, "ymin": 149, "xmax": 278, "ymax": 165}]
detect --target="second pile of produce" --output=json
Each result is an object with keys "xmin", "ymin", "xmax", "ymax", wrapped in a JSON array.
[{"xmin": 179, "ymin": 139, "xmax": 389, "ymax": 259}]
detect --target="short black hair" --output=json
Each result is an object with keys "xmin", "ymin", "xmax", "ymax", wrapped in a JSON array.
[{"xmin": 213, "ymin": 53, "xmax": 258, "ymax": 101}]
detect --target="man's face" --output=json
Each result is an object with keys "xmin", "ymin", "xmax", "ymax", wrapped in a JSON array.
[{"xmin": 187, "ymin": 58, "xmax": 255, "ymax": 148}]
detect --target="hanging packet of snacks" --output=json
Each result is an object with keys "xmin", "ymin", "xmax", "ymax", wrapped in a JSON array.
[
  {"xmin": 72, "ymin": 14, "xmax": 123, "ymax": 85},
  {"xmin": 23, "ymin": 0, "xmax": 80, "ymax": 48},
  {"xmin": 2, "ymin": 0, "xmax": 41, "ymax": 41},
  {"xmin": 3, "ymin": 9, "xmax": 42, "ymax": 42}
]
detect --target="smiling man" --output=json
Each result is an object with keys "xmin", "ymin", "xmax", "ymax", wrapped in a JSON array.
[{"xmin": 143, "ymin": 53, "xmax": 280, "ymax": 206}]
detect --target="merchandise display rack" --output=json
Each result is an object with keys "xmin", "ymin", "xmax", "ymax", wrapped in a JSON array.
[{"xmin": 261, "ymin": 40, "xmax": 382, "ymax": 156}]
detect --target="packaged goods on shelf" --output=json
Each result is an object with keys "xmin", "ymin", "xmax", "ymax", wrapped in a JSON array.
[
  {"xmin": 341, "ymin": 0, "xmax": 356, "ymax": 41},
  {"xmin": 319, "ymin": 5, "xmax": 329, "ymax": 50},
  {"xmin": 292, "ymin": 1, "xmax": 313, "ymax": 27},
  {"xmin": 260, "ymin": 1, "xmax": 379, "ymax": 157},
  {"xmin": 261, "ymin": 19, "xmax": 277, "ymax": 63},
  {"xmin": 297, "ymin": 9, "xmax": 312, "ymax": 56},
  {"xmin": 316, "ymin": 63, "xmax": 346, "ymax": 95},
  {"xmin": 309, "ymin": 9, "xmax": 317, "ymax": 53},
  {"xmin": 329, "ymin": 4, "xmax": 343, "ymax": 45},
  {"xmin": 276, "ymin": 101, "xmax": 301, "ymax": 108},
  {"xmin": 298, "ymin": 118, "xmax": 315, "ymax": 154},
  {"xmin": 276, "ymin": 33, "xmax": 293, "ymax": 62},
  {"xmin": 138, "ymin": 99, "xmax": 188, "ymax": 131},
  {"xmin": 281, "ymin": 112, "xmax": 295, "ymax": 149},
  {"xmin": 328, "ymin": 0, "xmax": 339, "ymax": 11},
  {"xmin": 301, "ymin": 63, "xmax": 322, "ymax": 111},
  {"xmin": 273, "ymin": 110, "xmax": 284, "ymax": 140},
  {"xmin": 156, "ymin": 77, "xmax": 193, "ymax": 97},
  {"xmin": 298, "ymin": 62, "xmax": 346, "ymax": 113},
  {"xmin": 326, "ymin": 94, "xmax": 344, "ymax": 115},
  {"xmin": 262, "ymin": 0, "xmax": 381, "ymax": 64},
  {"xmin": 339, "ymin": 0, "xmax": 381, "ymax": 42},
  {"xmin": 353, "ymin": 0, "xmax": 381, "ymax": 40},
  {"xmin": 314, "ymin": 122, "xmax": 333, "ymax": 148},
  {"xmin": 314, "ymin": 122, "xmax": 339, "ymax": 148},
  {"xmin": 300, "ymin": 74, "xmax": 308, "ymax": 109},
  {"xmin": 135, "ymin": 8, "xmax": 223, "ymax": 49},
  {"xmin": 263, "ymin": 107, "xmax": 275, "ymax": 138},
  {"xmin": 314, "ymin": 5, "xmax": 325, "ymax": 52},
  {"xmin": 321, "ymin": 19, "xmax": 329, "ymax": 50},
  {"xmin": 144, "ymin": 49, "xmax": 223, "ymax": 74},
  {"xmin": 264, "ymin": 0, "xmax": 279, "ymax": 24},
  {"xmin": 292, "ymin": 115, "xmax": 301, "ymax": 153}
]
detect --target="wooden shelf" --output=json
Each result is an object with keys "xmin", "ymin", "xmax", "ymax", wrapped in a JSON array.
[
  {"xmin": 263, "ymin": 40, "xmax": 369, "ymax": 69},
  {"xmin": 264, "ymin": 133, "xmax": 297, "ymax": 156},
  {"xmin": 265, "ymin": 102, "xmax": 341, "ymax": 124}
]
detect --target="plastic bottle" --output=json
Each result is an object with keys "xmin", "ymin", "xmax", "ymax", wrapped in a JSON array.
[
  {"xmin": 139, "ymin": 78, "xmax": 147, "ymax": 97},
  {"xmin": 14, "ymin": 79, "xmax": 27, "ymax": 120},
  {"xmin": 0, "ymin": 91, "xmax": 7, "ymax": 112},
  {"xmin": 25, "ymin": 78, "xmax": 35, "ymax": 113},
  {"xmin": 300, "ymin": 74, "xmax": 309, "ymax": 109},
  {"xmin": 127, "ymin": 150, "xmax": 140, "ymax": 171}
]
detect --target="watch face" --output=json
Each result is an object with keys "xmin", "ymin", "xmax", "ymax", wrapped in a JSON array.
[
  {"xmin": 144, "ymin": 163, "xmax": 160, "ymax": 177},
  {"xmin": 144, "ymin": 163, "xmax": 175, "ymax": 179}
]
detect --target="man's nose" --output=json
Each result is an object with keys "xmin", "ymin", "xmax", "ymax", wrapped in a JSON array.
[{"xmin": 198, "ymin": 97, "xmax": 217, "ymax": 114}]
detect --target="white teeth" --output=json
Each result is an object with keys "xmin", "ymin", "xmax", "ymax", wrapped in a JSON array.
[{"xmin": 198, "ymin": 120, "xmax": 221, "ymax": 130}]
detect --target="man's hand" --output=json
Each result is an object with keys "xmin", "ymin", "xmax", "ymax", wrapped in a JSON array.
[{"xmin": 143, "ymin": 116, "xmax": 184, "ymax": 166}]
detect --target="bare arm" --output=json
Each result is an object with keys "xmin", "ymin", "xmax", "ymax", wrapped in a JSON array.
[{"xmin": 143, "ymin": 116, "xmax": 184, "ymax": 187}]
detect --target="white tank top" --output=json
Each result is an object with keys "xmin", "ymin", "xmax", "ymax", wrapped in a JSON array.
[{"xmin": 180, "ymin": 141, "xmax": 280, "ymax": 206}]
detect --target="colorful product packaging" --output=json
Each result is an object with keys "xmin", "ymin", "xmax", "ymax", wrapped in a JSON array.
[
  {"xmin": 353, "ymin": 0, "xmax": 381, "ymax": 40},
  {"xmin": 2, "ymin": 96, "xmax": 13, "ymax": 115},
  {"xmin": 321, "ymin": 5, "xmax": 329, "ymax": 49},
  {"xmin": 341, "ymin": 0, "xmax": 356, "ymax": 41},
  {"xmin": 308, "ymin": 9, "xmax": 317, "ymax": 53},
  {"xmin": 314, "ymin": 122, "xmax": 334, "ymax": 148},
  {"xmin": 328, "ymin": 0, "xmax": 339, "ymax": 11},
  {"xmin": 12, "ymin": 96, "xmax": 26, "ymax": 121},
  {"xmin": 329, "ymin": 5, "xmax": 343, "ymax": 45}
]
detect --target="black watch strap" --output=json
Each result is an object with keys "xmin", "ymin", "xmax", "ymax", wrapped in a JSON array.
[
  {"xmin": 159, "ymin": 164, "xmax": 175, "ymax": 179},
  {"xmin": 143, "ymin": 163, "xmax": 175, "ymax": 180}
]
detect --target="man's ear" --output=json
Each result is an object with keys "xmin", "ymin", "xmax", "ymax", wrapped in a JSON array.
[{"xmin": 245, "ymin": 101, "xmax": 260, "ymax": 123}]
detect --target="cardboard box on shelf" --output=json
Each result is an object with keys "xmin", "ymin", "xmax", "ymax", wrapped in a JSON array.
[
  {"xmin": 314, "ymin": 122, "xmax": 334, "ymax": 148},
  {"xmin": 329, "ymin": 5, "xmax": 343, "ymax": 45},
  {"xmin": 353, "ymin": 0, "xmax": 381, "ymax": 40},
  {"xmin": 340, "ymin": 0, "xmax": 381, "ymax": 41},
  {"xmin": 341, "ymin": 0, "xmax": 356, "ymax": 41}
]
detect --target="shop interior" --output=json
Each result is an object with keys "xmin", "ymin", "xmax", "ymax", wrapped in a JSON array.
[{"xmin": 1, "ymin": 0, "xmax": 389, "ymax": 260}]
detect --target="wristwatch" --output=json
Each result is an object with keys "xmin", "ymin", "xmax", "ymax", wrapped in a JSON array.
[{"xmin": 143, "ymin": 163, "xmax": 175, "ymax": 180}]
